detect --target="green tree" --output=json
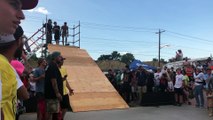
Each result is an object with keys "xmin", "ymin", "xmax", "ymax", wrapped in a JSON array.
[
  {"xmin": 152, "ymin": 58, "xmax": 158, "ymax": 62},
  {"xmin": 160, "ymin": 58, "xmax": 165, "ymax": 62},
  {"xmin": 111, "ymin": 51, "xmax": 121, "ymax": 60},
  {"xmin": 121, "ymin": 53, "xmax": 135, "ymax": 65}
]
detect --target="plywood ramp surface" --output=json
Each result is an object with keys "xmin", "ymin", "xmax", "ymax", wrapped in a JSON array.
[{"xmin": 48, "ymin": 45, "xmax": 129, "ymax": 112}]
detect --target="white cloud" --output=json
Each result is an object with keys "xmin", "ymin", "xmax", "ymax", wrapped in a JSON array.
[
  {"xmin": 28, "ymin": 7, "xmax": 50, "ymax": 15},
  {"xmin": 119, "ymin": 51, "xmax": 128, "ymax": 55}
]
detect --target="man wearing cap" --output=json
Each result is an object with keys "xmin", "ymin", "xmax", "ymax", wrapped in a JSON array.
[
  {"xmin": 44, "ymin": 51, "xmax": 63, "ymax": 120},
  {"xmin": 0, "ymin": 0, "xmax": 38, "ymax": 34},
  {"xmin": 58, "ymin": 56, "xmax": 74, "ymax": 119},
  {"xmin": 0, "ymin": 26, "xmax": 26, "ymax": 120}
]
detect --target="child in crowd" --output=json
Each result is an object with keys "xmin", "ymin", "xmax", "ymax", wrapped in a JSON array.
[
  {"xmin": 174, "ymin": 68, "xmax": 184, "ymax": 106},
  {"xmin": 182, "ymin": 70, "xmax": 191, "ymax": 105}
]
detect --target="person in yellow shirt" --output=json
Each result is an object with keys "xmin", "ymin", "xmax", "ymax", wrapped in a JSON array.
[
  {"xmin": 0, "ymin": 0, "xmax": 39, "ymax": 119},
  {"xmin": 58, "ymin": 56, "xmax": 74, "ymax": 119},
  {"xmin": 0, "ymin": 26, "xmax": 25, "ymax": 120},
  {"xmin": 0, "ymin": 54, "xmax": 17, "ymax": 120},
  {"xmin": 182, "ymin": 70, "xmax": 190, "ymax": 105}
]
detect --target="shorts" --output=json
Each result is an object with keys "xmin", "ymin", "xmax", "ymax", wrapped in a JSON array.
[
  {"xmin": 60, "ymin": 94, "xmax": 71, "ymax": 109},
  {"xmin": 54, "ymin": 34, "xmax": 60, "ymax": 41},
  {"xmin": 46, "ymin": 99, "xmax": 60, "ymax": 113},
  {"xmin": 174, "ymin": 88, "xmax": 184, "ymax": 95},
  {"xmin": 36, "ymin": 93, "xmax": 45, "ymax": 114}
]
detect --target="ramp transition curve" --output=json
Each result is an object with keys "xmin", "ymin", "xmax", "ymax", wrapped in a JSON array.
[{"xmin": 48, "ymin": 44, "xmax": 129, "ymax": 112}]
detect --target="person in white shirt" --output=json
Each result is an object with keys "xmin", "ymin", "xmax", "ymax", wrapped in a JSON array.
[
  {"xmin": 174, "ymin": 68, "xmax": 184, "ymax": 106},
  {"xmin": 154, "ymin": 67, "xmax": 162, "ymax": 92}
]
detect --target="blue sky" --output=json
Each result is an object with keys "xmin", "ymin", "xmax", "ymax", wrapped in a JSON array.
[{"xmin": 21, "ymin": 0, "xmax": 213, "ymax": 61}]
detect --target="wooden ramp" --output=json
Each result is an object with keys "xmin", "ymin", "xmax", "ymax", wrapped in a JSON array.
[{"xmin": 48, "ymin": 44, "xmax": 129, "ymax": 112}]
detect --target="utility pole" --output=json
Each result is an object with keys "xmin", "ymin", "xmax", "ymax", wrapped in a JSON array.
[{"xmin": 156, "ymin": 29, "xmax": 165, "ymax": 67}]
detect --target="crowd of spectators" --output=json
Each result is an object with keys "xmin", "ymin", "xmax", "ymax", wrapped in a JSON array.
[
  {"xmin": 13, "ymin": 51, "xmax": 74, "ymax": 120},
  {"xmin": 106, "ymin": 58, "xmax": 213, "ymax": 117}
]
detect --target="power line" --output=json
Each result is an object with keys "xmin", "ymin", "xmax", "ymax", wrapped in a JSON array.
[
  {"xmin": 81, "ymin": 36, "xmax": 157, "ymax": 44},
  {"xmin": 81, "ymin": 36, "xmax": 212, "ymax": 58},
  {"xmin": 81, "ymin": 25, "xmax": 156, "ymax": 33},
  {"xmin": 171, "ymin": 45, "xmax": 213, "ymax": 53},
  {"xmin": 81, "ymin": 22, "xmax": 158, "ymax": 31},
  {"xmin": 26, "ymin": 15, "xmax": 157, "ymax": 33},
  {"xmin": 164, "ymin": 33, "xmax": 213, "ymax": 46},
  {"xmin": 25, "ymin": 15, "xmax": 212, "ymax": 44},
  {"xmin": 166, "ymin": 30, "xmax": 213, "ymax": 43}
]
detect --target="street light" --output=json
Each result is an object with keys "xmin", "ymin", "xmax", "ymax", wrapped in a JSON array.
[
  {"xmin": 160, "ymin": 44, "xmax": 170, "ymax": 65},
  {"xmin": 160, "ymin": 44, "xmax": 170, "ymax": 49}
]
